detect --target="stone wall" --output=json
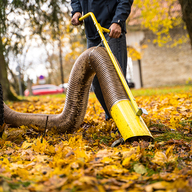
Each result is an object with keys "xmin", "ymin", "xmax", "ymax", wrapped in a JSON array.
[{"xmin": 126, "ymin": 28, "xmax": 192, "ymax": 88}]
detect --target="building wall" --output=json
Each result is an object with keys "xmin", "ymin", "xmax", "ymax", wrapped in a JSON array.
[
  {"xmin": 132, "ymin": 60, "xmax": 142, "ymax": 89},
  {"xmin": 126, "ymin": 29, "xmax": 192, "ymax": 88}
]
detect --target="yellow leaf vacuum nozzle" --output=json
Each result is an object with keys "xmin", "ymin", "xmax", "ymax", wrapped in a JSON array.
[{"xmin": 79, "ymin": 12, "xmax": 153, "ymax": 143}]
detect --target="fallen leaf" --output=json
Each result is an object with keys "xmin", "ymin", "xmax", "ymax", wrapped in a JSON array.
[{"xmin": 133, "ymin": 163, "xmax": 147, "ymax": 174}]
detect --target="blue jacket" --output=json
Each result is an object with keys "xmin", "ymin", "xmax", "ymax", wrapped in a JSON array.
[{"xmin": 71, "ymin": 0, "xmax": 133, "ymax": 40}]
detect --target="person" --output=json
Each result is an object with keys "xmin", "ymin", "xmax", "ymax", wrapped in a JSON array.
[{"xmin": 71, "ymin": 0, "xmax": 133, "ymax": 120}]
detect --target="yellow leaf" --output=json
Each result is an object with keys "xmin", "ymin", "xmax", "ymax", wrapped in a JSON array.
[
  {"xmin": 145, "ymin": 181, "xmax": 171, "ymax": 192},
  {"xmin": 101, "ymin": 157, "xmax": 113, "ymax": 164},
  {"xmin": 21, "ymin": 141, "xmax": 33, "ymax": 149},
  {"xmin": 122, "ymin": 153, "xmax": 139, "ymax": 168},
  {"xmin": 133, "ymin": 163, "xmax": 147, "ymax": 175},
  {"xmin": 122, "ymin": 156, "xmax": 132, "ymax": 168},
  {"xmin": 152, "ymin": 151, "xmax": 167, "ymax": 166},
  {"xmin": 78, "ymin": 176, "xmax": 97, "ymax": 185},
  {"xmin": 99, "ymin": 165, "xmax": 127, "ymax": 176},
  {"xmin": 15, "ymin": 168, "xmax": 30, "ymax": 180},
  {"xmin": 165, "ymin": 146, "xmax": 174, "ymax": 157}
]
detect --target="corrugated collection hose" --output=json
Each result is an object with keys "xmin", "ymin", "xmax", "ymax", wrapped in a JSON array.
[{"xmin": 3, "ymin": 47, "xmax": 128, "ymax": 133}]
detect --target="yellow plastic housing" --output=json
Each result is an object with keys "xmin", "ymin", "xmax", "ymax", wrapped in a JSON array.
[{"xmin": 111, "ymin": 100, "xmax": 153, "ymax": 142}]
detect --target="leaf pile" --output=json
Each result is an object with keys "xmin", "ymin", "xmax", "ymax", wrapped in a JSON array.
[{"xmin": 0, "ymin": 92, "xmax": 192, "ymax": 192}]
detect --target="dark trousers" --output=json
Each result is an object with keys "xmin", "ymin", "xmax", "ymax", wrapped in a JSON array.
[{"xmin": 87, "ymin": 33, "xmax": 127, "ymax": 119}]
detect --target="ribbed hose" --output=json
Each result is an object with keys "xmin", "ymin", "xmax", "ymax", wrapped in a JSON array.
[{"xmin": 3, "ymin": 47, "xmax": 128, "ymax": 133}]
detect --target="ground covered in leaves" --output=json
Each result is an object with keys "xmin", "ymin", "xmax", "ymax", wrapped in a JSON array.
[{"xmin": 0, "ymin": 87, "xmax": 192, "ymax": 192}]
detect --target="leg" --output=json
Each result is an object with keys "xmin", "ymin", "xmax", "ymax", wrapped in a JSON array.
[
  {"xmin": 87, "ymin": 38, "xmax": 111, "ymax": 119},
  {"xmin": 106, "ymin": 33, "xmax": 127, "ymax": 77},
  {"xmin": 87, "ymin": 34, "xmax": 128, "ymax": 120},
  {"xmin": 92, "ymin": 76, "xmax": 111, "ymax": 119}
]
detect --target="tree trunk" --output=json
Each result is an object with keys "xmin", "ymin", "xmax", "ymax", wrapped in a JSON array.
[
  {"xmin": 0, "ymin": 37, "xmax": 18, "ymax": 101},
  {"xmin": 27, "ymin": 77, "xmax": 33, "ymax": 96},
  {"xmin": 8, "ymin": 67, "xmax": 20, "ymax": 95},
  {"xmin": 179, "ymin": 0, "xmax": 192, "ymax": 47}
]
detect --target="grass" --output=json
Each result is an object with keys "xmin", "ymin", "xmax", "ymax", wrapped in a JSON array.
[
  {"xmin": 131, "ymin": 84, "xmax": 192, "ymax": 97},
  {"xmin": 154, "ymin": 130, "xmax": 192, "ymax": 142},
  {"xmin": 10, "ymin": 84, "xmax": 192, "ymax": 102}
]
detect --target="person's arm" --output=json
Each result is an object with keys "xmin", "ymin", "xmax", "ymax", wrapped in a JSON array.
[
  {"xmin": 71, "ymin": 0, "xmax": 83, "ymax": 26},
  {"xmin": 71, "ymin": 12, "xmax": 82, "ymax": 26},
  {"xmin": 112, "ymin": 0, "xmax": 133, "ymax": 28},
  {"xmin": 71, "ymin": 0, "xmax": 82, "ymax": 16},
  {"xmin": 109, "ymin": 0, "xmax": 134, "ymax": 38}
]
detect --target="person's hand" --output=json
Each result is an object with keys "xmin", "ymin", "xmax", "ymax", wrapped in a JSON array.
[
  {"xmin": 109, "ymin": 23, "xmax": 122, "ymax": 38},
  {"xmin": 71, "ymin": 12, "xmax": 83, "ymax": 26}
]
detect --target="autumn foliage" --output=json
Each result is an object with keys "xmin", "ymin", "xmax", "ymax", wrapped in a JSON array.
[{"xmin": 0, "ymin": 86, "xmax": 192, "ymax": 192}]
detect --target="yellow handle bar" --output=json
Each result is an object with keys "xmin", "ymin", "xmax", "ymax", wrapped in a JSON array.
[{"xmin": 79, "ymin": 12, "xmax": 142, "ymax": 116}]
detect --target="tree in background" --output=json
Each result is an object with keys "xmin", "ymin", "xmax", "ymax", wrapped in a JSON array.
[
  {"xmin": 43, "ymin": 21, "xmax": 86, "ymax": 86},
  {"xmin": 0, "ymin": 0, "xmax": 69, "ymax": 100},
  {"xmin": 178, "ymin": 0, "xmax": 192, "ymax": 47},
  {"xmin": 129, "ymin": 0, "xmax": 190, "ymax": 47}
]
